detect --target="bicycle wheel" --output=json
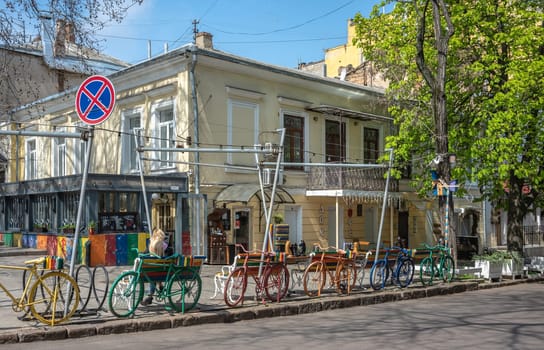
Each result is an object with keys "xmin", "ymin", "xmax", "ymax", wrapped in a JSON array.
[
  {"xmin": 303, "ymin": 261, "xmax": 326, "ymax": 297},
  {"xmin": 264, "ymin": 263, "xmax": 289, "ymax": 302},
  {"xmin": 395, "ymin": 257, "xmax": 414, "ymax": 288},
  {"xmin": 224, "ymin": 267, "xmax": 247, "ymax": 307},
  {"xmin": 75, "ymin": 265, "xmax": 93, "ymax": 313},
  {"xmin": 440, "ymin": 255, "xmax": 455, "ymax": 282},
  {"xmin": 108, "ymin": 271, "xmax": 144, "ymax": 317},
  {"xmin": 92, "ymin": 265, "xmax": 109, "ymax": 311},
  {"xmin": 369, "ymin": 260, "xmax": 388, "ymax": 290},
  {"xmin": 335, "ymin": 261, "xmax": 353, "ymax": 294},
  {"xmin": 167, "ymin": 270, "xmax": 202, "ymax": 312},
  {"xmin": 29, "ymin": 271, "xmax": 80, "ymax": 326},
  {"xmin": 420, "ymin": 257, "xmax": 434, "ymax": 286}
]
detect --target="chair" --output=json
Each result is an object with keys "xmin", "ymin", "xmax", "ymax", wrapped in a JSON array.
[
  {"xmin": 289, "ymin": 253, "xmax": 314, "ymax": 293},
  {"xmin": 210, "ymin": 255, "xmax": 240, "ymax": 299}
]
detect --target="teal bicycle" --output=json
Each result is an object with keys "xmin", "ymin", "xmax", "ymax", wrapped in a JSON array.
[
  {"xmin": 108, "ymin": 252, "xmax": 204, "ymax": 317},
  {"xmin": 419, "ymin": 243, "xmax": 455, "ymax": 286}
]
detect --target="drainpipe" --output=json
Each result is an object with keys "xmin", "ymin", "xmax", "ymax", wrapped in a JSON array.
[
  {"xmin": 38, "ymin": 13, "xmax": 94, "ymax": 74},
  {"xmin": 189, "ymin": 45, "xmax": 202, "ymax": 255}
]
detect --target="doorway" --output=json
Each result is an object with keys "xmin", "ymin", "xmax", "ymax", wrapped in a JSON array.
[
  {"xmin": 398, "ymin": 211, "xmax": 409, "ymax": 248},
  {"xmin": 284, "ymin": 205, "xmax": 302, "ymax": 244},
  {"xmin": 233, "ymin": 208, "xmax": 250, "ymax": 251}
]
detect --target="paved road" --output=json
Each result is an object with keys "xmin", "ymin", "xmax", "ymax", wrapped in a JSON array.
[{"xmin": 2, "ymin": 282, "xmax": 543, "ymax": 350}]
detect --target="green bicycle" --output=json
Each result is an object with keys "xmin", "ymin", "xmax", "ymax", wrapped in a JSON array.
[{"xmin": 419, "ymin": 243, "xmax": 455, "ymax": 286}]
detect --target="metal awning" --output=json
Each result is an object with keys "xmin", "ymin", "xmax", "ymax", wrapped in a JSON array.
[
  {"xmin": 306, "ymin": 104, "xmax": 393, "ymax": 122},
  {"xmin": 215, "ymin": 184, "xmax": 295, "ymax": 204}
]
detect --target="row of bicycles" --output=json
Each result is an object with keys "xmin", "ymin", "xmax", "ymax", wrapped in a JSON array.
[
  {"xmin": 220, "ymin": 241, "xmax": 455, "ymax": 308},
  {"xmin": 0, "ymin": 242, "xmax": 455, "ymax": 325}
]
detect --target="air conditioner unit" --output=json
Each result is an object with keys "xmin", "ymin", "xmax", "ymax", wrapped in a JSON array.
[{"xmin": 262, "ymin": 168, "xmax": 283, "ymax": 186}]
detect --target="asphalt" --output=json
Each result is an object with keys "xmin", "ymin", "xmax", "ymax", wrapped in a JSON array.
[{"xmin": 0, "ymin": 246, "xmax": 542, "ymax": 344}]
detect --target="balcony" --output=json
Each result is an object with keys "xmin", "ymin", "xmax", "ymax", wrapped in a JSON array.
[{"xmin": 307, "ymin": 165, "xmax": 398, "ymax": 192}]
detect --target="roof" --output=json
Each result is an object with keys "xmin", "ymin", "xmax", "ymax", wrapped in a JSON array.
[{"xmin": 215, "ymin": 184, "xmax": 295, "ymax": 204}]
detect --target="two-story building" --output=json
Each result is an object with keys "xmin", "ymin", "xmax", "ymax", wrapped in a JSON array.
[{"xmin": 0, "ymin": 32, "xmax": 437, "ymax": 265}]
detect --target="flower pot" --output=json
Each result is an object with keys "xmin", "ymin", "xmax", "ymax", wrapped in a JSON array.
[
  {"xmin": 502, "ymin": 259, "xmax": 524, "ymax": 279},
  {"xmin": 474, "ymin": 260, "xmax": 502, "ymax": 282}
]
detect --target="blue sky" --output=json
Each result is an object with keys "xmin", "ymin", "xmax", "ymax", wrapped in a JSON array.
[{"xmin": 97, "ymin": 0, "xmax": 382, "ymax": 68}]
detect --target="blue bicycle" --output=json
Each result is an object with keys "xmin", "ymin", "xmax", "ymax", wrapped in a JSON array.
[{"xmin": 369, "ymin": 246, "xmax": 414, "ymax": 290}]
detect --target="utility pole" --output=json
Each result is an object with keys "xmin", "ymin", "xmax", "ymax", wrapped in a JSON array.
[{"xmin": 192, "ymin": 19, "xmax": 199, "ymax": 43}]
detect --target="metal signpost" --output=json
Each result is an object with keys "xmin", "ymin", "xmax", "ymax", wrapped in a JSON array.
[{"xmin": 69, "ymin": 75, "xmax": 115, "ymax": 280}]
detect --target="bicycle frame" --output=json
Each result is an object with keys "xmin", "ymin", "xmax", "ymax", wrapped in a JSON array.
[
  {"xmin": 224, "ymin": 245, "xmax": 289, "ymax": 307},
  {"xmin": 303, "ymin": 247, "xmax": 357, "ymax": 297},
  {"xmin": 419, "ymin": 243, "xmax": 455, "ymax": 286},
  {"xmin": 0, "ymin": 263, "xmax": 36, "ymax": 309},
  {"xmin": 370, "ymin": 246, "xmax": 414, "ymax": 290},
  {"xmin": 0, "ymin": 258, "xmax": 80, "ymax": 326}
]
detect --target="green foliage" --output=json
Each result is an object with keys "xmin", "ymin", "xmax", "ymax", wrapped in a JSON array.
[
  {"xmin": 472, "ymin": 249, "xmax": 523, "ymax": 264},
  {"xmin": 352, "ymin": 1, "xmax": 544, "ymax": 250}
]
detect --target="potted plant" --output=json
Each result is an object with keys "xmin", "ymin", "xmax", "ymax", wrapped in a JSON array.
[
  {"xmin": 34, "ymin": 223, "xmax": 48, "ymax": 233},
  {"xmin": 500, "ymin": 250, "xmax": 524, "ymax": 278},
  {"xmin": 60, "ymin": 223, "xmax": 76, "ymax": 234},
  {"xmin": 273, "ymin": 213, "xmax": 284, "ymax": 224},
  {"xmin": 472, "ymin": 249, "xmax": 504, "ymax": 282},
  {"xmin": 88, "ymin": 220, "xmax": 96, "ymax": 235}
]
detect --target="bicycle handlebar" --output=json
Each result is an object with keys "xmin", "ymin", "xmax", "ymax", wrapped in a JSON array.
[
  {"xmin": 24, "ymin": 257, "xmax": 45, "ymax": 265},
  {"xmin": 421, "ymin": 242, "xmax": 449, "ymax": 251},
  {"xmin": 234, "ymin": 243, "xmax": 276, "ymax": 257}
]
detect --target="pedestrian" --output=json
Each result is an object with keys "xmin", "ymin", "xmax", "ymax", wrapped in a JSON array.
[{"xmin": 142, "ymin": 228, "xmax": 167, "ymax": 305}]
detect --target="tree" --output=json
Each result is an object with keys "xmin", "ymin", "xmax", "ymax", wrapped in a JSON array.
[
  {"xmin": 353, "ymin": 1, "xmax": 544, "ymax": 256},
  {"xmin": 0, "ymin": 0, "xmax": 142, "ymax": 115}
]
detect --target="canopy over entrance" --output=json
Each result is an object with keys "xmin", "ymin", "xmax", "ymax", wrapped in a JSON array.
[{"xmin": 215, "ymin": 184, "xmax": 295, "ymax": 204}]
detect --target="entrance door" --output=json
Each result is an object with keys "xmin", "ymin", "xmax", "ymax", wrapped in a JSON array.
[
  {"xmin": 398, "ymin": 211, "xmax": 409, "ymax": 247},
  {"xmin": 284, "ymin": 205, "xmax": 302, "ymax": 244},
  {"xmin": 233, "ymin": 209, "xmax": 250, "ymax": 251}
]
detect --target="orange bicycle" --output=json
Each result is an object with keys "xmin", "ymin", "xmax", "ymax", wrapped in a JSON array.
[
  {"xmin": 224, "ymin": 244, "xmax": 289, "ymax": 307},
  {"xmin": 303, "ymin": 244, "xmax": 357, "ymax": 297}
]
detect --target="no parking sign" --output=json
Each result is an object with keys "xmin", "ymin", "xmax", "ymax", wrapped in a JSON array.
[{"xmin": 75, "ymin": 75, "xmax": 116, "ymax": 125}]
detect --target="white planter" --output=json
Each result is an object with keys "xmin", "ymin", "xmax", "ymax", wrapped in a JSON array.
[
  {"xmin": 502, "ymin": 259, "xmax": 524, "ymax": 279},
  {"xmin": 474, "ymin": 260, "xmax": 502, "ymax": 282}
]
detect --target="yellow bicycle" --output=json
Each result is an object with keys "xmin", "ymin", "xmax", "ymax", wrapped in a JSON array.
[{"xmin": 0, "ymin": 256, "xmax": 80, "ymax": 326}]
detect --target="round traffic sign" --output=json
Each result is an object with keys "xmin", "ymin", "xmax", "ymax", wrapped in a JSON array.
[{"xmin": 75, "ymin": 75, "xmax": 116, "ymax": 125}]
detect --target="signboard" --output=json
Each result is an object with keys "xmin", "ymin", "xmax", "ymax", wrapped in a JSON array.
[{"xmin": 75, "ymin": 75, "xmax": 116, "ymax": 125}]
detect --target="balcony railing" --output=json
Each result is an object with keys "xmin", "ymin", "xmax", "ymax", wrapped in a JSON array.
[
  {"xmin": 307, "ymin": 165, "xmax": 398, "ymax": 192},
  {"xmin": 523, "ymin": 225, "xmax": 544, "ymax": 246}
]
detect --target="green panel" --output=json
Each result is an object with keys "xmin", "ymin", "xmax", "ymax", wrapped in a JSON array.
[
  {"xmin": 127, "ymin": 233, "xmax": 139, "ymax": 264},
  {"xmin": 3, "ymin": 233, "xmax": 13, "ymax": 247}
]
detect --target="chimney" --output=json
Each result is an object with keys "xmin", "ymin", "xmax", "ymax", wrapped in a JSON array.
[
  {"xmin": 65, "ymin": 21, "xmax": 75, "ymax": 43},
  {"xmin": 195, "ymin": 32, "xmax": 213, "ymax": 49},
  {"xmin": 54, "ymin": 19, "xmax": 66, "ymax": 56}
]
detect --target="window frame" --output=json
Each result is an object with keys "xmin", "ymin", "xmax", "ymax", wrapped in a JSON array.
[{"xmin": 281, "ymin": 110, "xmax": 308, "ymax": 171}]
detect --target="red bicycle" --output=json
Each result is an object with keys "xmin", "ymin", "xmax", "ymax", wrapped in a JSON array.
[{"xmin": 224, "ymin": 244, "xmax": 290, "ymax": 307}]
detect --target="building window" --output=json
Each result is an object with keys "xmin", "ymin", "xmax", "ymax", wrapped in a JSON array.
[
  {"xmin": 364, "ymin": 127, "xmax": 379, "ymax": 163},
  {"xmin": 325, "ymin": 120, "xmax": 346, "ymax": 162},
  {"xmin": 151, "ymin": 102, "xmax": 175, "ymax": 170},
  {"xmin": 227, "ymin": 99, "xmax": 259, "ymax": 166},
  {"xmin": 121, "ymin": 111, "xmax": 142, "ymax": 173},
  {"xmin": 26, "ymin": 139, "xmax": 37, "ymax": 180},
  {"xmin": 60, "ymin": 192, "xmax": 78, "ymax": 227},
  {"xmin": 283, "ymin": 114, "xmax": 305, "ymax": 170},
  {"xmin": 6, "ymin": 197, "xmax": 25, "ymax": 230},
  {"xmin": 53, "ymin": 130, "xmax": 66, "ymax": 177}
]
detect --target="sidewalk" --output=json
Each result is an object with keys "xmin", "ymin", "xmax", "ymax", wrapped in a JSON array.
[{"xmin": 1, "ymin": 246, "xmax": 542, "ymax": 344}]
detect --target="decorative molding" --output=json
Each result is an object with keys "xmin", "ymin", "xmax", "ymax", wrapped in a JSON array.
[
  {"xmin": 277, "ymin": 96, "xmax": 312, "ymax": 108},
  {"xmin": 225, "ymin": 86, "xmax": 265, "ymax": 100}
]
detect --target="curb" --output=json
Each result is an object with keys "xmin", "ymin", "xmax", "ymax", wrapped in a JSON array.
[{"xmin": 1, "ymin": 276, "xmax": 542, "ymax": 344}]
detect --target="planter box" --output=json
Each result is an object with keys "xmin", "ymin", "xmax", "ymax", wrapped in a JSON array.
[
  {"xmin": 474, "ymin": 260, "xmax": 502, "ymax": 282},
  {"xmin": 502, "ymin": 259, "xmax": 525, "ymax": 279}
]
